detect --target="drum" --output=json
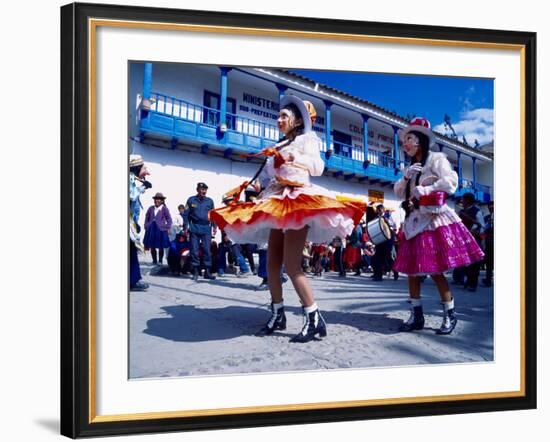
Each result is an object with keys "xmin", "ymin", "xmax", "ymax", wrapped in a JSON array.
[{"xmin": 366, "ymin": 217, "xmax": 392, "ymax": 245}]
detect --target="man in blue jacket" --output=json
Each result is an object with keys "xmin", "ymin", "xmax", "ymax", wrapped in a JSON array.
[{"xmin": 183, "ymin": 182, "xmax": 217, "ymax": 281}]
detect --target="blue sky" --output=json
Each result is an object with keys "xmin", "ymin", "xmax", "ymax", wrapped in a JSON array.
[{"xmin": 290, "ymin": 69, "xmax": 494, "ymax": 147}]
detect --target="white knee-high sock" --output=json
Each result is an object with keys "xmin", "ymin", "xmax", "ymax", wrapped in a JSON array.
[
  {"xmin": 410, "ymin": 298, "xmax": 422, "ymax": 307},
  {"xmin": 304, "ymin": 303, "xmax": 318, "ymax": 314},
  {"xmin": 442, "ymin": 298, "xmax": 454, "ymax": 311}
]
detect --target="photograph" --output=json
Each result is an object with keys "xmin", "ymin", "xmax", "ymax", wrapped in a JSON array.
[
  {"xmin": 58, "ymin": 2, "xmax": 537, "ymax": 438},
  {"xmin": 128, "ymin": 62, "xmax": 495, "ymax": 379}
]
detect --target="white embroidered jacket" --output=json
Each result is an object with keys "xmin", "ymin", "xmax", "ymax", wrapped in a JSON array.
[{"xmin": 394, "ymin": 152, "xmax": 459, "ymax": 239}]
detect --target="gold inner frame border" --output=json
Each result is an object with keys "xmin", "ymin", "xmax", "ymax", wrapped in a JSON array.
[{"xmin": 87, "ymin": 18, "xmax": 527, "ymax": 424}]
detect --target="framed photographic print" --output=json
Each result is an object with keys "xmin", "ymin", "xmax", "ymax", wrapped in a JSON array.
[{"xmin": 60, "ymin": 2, "xmax": 537, "ymax": 438}]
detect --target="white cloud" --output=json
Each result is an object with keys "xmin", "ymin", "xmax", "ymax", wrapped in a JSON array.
[
  {"xmin": 459, "ymin": 85, "xmax": 476, "ymax": 112},
  {"xmin": 433, "ymin": 108, "xmax": 494, "ymax": 147}
]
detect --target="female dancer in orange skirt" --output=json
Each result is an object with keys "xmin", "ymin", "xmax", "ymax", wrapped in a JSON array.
[{"xmin": 210, "ymin": 96, "xmax": 364, "ymax": 342}]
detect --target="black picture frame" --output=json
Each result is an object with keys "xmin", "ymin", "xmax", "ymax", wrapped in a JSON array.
[{"xmin": 60, "ymin": 2, "xmax": 537, "ymax": 438}]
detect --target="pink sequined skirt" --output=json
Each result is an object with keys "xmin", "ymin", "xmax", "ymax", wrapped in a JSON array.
[{"xmin": 393, "ymin": 221, "xmax": 484, "ymax": 276}]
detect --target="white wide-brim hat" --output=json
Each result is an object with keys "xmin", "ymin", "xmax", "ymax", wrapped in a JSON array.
[
  {"xmin": 400, "ymin": 117, "xmax": 435, "ymax": 147},
  {"xmin": 280, "ymin": 95, "xmax": 312, "ymax": 134},
  {"xmin": 129, "ymin": 154, "xmax": 144, "ymax": 168}
]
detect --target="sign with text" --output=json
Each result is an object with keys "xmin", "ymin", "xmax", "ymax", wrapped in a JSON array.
[{"xmin": 368, "ymin": 189, "xmax": 385, "ymax": 204}]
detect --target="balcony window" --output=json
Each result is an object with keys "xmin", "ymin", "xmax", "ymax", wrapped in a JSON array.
[
  {"xmin": 203, "ymin": 90, "xmax": 236, "ymax": 129},
  {"xmin": 333, "ymin": 130, "xmax": 352, "ymax": 158}
]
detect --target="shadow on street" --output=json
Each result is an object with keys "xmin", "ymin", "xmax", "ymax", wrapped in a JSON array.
[{"xmin": 144, "ymin": 304, "xmax": 403, "ymax": 343}]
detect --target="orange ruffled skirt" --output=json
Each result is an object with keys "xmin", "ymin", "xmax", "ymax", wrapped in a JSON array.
[{"xmin": 210, "ymin": 185, "xmax": 365, "ymax": 246}]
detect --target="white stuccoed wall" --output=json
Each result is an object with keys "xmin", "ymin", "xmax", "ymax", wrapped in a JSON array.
[{"xmin": 132, "ymin": 140, "xmax": 413, "ymax": 239}]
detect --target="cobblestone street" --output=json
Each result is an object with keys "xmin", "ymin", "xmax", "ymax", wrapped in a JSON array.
[{"xmin": 130, "ymin": 261, "xmax": 494, "ymax": 379}]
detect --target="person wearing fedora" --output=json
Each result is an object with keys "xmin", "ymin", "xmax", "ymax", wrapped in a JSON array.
[
  {"xmin": 393, "ymin": 117, "xmax": 484, "ymax": 335},
  {"xmin": 143, "ymin": 192, "xmax": 173, "ymax": 266},
  {"xmin": 216, "ymin": 193, "xmax": 251, "ymax": 277},
  {"xmin": 210, "ymin": 96, "xmax": 364, "ymax": 343},
  {"xmin": 183, "ymin": 182, "xmax": 217, "ymax": 281},
  {"xmin": 239, "ymin": 183, "xmax": 262, "ymax": 275},
  {"xmin": 129, "ymin": 154, "xmax": 152, "ymax": 291}
]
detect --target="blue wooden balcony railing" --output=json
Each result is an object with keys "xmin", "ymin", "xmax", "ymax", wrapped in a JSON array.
[
  {"xmin": 475, "ymin": 183, "xmax": 491, "ymax": 194},
  {"xmin": 455, "ymin": 179, "xmax": 492, "ymax": 202},
  {"xmin": 222, "ymin": 111, "xmax": 280, "ymax": 150},
  {"xmin": 150, "ymin": 93, "xmax": 215, "ymax": 124},
  {"xmin": 460, "ymin": 178, "xmax": 491, "ymax": 193},
  {"xmin": 139, "ymin": 92, "xmax": 491, "ymax": 199},
  {"xmin": 227, "ymin": 112, "xmax": 280, "ymax": 141},
  {"xmin": 325, "ymin": 140, "xmax": 407, "ymax": 181}
]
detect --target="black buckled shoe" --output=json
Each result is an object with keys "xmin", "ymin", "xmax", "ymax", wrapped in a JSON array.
[
  {"xmin": 290, "ymin": 308, "xmax": 327, "ymax": 343},
  {"xmin": 399, "ymin": 305, "xmax": 425, "ymax": 332},
  {"xmin": 192, "ymin": 267, "xmax": 199, "ymax": 281},
  {"xmin": 436, "ymin": 307, "xmax": 458, "ymax": 335},
  {"xmin": 256, "ymin": 304, "xmax": 286, "ymax": 336},
  {"xmin": 130, "ymin": 280, "xmax": 149, "ymax": 292},
  {"xmin": 203, "ymin": 269, "xmax": 216, "ymax": 280}
]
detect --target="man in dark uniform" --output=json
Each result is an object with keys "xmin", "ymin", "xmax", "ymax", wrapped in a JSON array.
[
  {"xmin": 482, "ymin": 200, "xmax": 494, "ymax": 287},
  {"xmin": 453, "ymin": 192, "xmax": 485, "ymax": 291},
  {"xmin": 183, "ymin": 182, "xmax": 217, "ymax": 281}
]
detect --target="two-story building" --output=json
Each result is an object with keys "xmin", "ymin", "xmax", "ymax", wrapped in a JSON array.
[{"xmin": 129, "ymin": 62, "xmax": 493, "ymax": 230}]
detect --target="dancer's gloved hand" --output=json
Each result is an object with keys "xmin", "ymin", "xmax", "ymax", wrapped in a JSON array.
[
  {"xmin": 142, "ymin": 180, "xmax": 152, "ymax": 189},
  {"xmin": 411, "ymin": 185, "xmax": 431, "ymax": 199},
  {"xmin": 405, "ymin": 163, "xmax": 423, "ymax": 179}
]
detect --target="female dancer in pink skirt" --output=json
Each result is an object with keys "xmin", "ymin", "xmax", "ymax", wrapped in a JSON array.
[{"xmin": 393, "ymin": 118, "xmax": 484, "ymax": 335}]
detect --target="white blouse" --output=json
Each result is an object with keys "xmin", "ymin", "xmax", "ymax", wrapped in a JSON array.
[
  {"xmin": 394, "ymin": 151, "xmax": 458, "ymax": 198},
  {"xmin": 259, "ymin": 132, "xmax": 325, "ymax": 188}
]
